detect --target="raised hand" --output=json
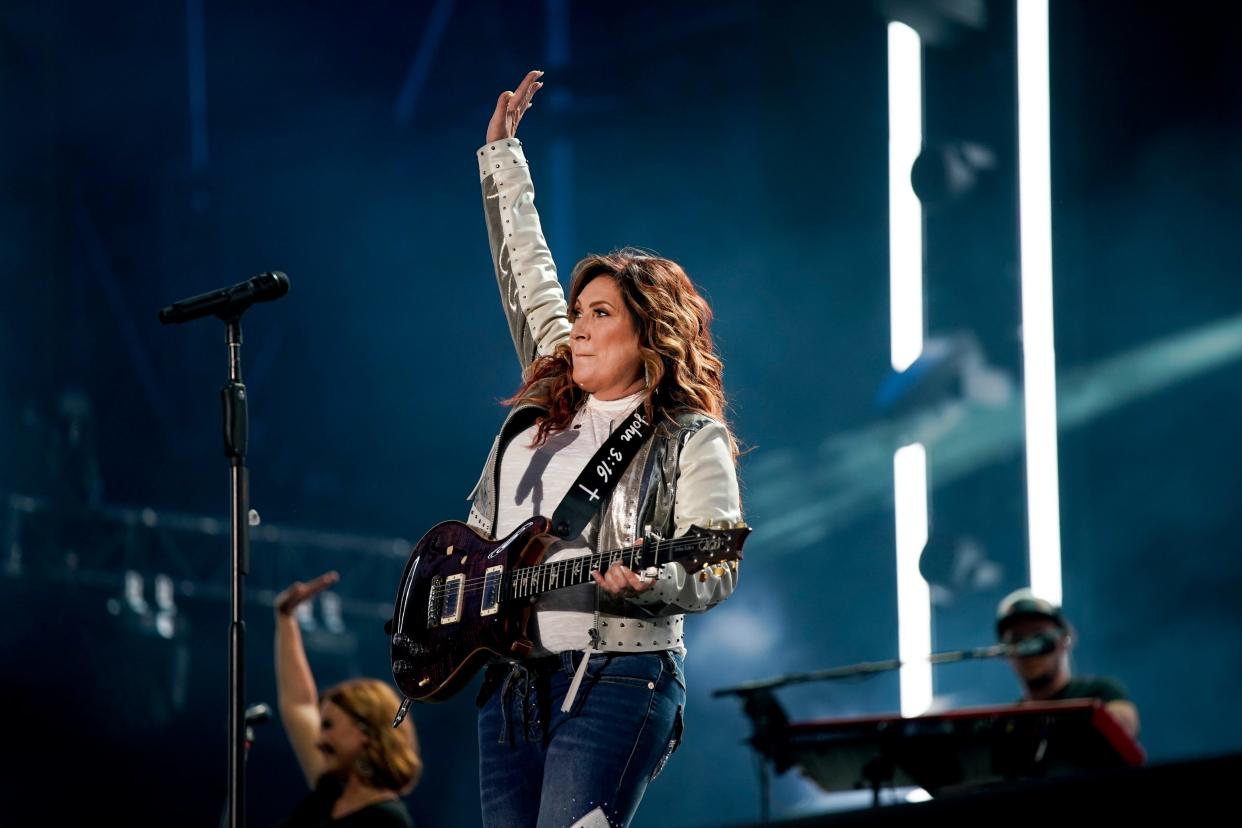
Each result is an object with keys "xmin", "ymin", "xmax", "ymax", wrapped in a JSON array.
[
  {"xmin": 275, "ymin": 571, "xmax": 340, "ymax": 617},
  {"xmin": 486, "ymin": 70, "xmax": 545, "ymax": 143}
]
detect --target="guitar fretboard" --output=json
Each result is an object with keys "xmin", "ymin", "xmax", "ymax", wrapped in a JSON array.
[{"xmin": 504, "ymin": 535, "xmax": 722, "ymax": 600}]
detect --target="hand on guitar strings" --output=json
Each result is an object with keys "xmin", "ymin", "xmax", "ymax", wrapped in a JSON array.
[
  {"xmin": 592, "ymin": 562, "xmax": 656, "ymax": 599},
  {"xmin": 275, "ymin": 570, "xmax": 340, "ymax": 617}
]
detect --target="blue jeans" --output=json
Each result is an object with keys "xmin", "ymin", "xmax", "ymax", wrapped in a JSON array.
[{"xmin": 477, "ymin": 650, "xmax": 687, "ymax": 828}]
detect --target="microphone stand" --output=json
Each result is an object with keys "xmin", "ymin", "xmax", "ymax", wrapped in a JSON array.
[
  {"xmin": 222, "ymin": 313, "xmax": 250, "ymax": 828},
  {"xmin": 712, "ymin": 643, "xmax": 1009, "ymax": 699},
  {"xmin": 157, "ymin": 276, "xmax": 285, "ymax": 828},
  {"xmin": 160, "ymin": 273, "xmax": 287, "ymax": 828}
]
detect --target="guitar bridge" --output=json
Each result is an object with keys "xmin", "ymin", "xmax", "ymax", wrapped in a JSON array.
[{"xmin": 426, "ymin": 576, "xmax": 443, "ymax": 629}]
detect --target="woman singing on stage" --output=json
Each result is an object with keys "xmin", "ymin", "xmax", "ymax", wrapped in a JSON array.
[{"xmin": 470, "ymin": 70, "xmax": 743, "ymax": 828}]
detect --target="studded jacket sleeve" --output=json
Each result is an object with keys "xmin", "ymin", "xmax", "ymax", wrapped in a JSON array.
[{"xmin": 478, "ymin": 139, "xmax": 572, "ymax": 372}]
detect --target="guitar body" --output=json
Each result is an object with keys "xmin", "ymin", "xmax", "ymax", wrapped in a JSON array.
[{"xmin": 388, "ymin": 517, "xmax": 553, "ymax": 703}]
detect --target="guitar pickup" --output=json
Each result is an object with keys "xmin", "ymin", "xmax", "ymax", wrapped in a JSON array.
[
  {"xmin": 480, "ymin": 565, "xmax": 504, "ymax": 617},
  {"xmin": 438, "ymin": 573, "xmax": 464, "ymax": 626}
]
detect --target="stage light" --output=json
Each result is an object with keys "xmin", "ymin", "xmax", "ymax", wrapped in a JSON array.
[
  {"xmin": 895, "ymin": 443, "xmax": 932, "ymax": 717},
  {"xmin": 1017, "ymin": 0, "xmax": 1062, "ymax": 606},
  {"xmin": 888, "ymin": 20, "xmax": 924, "ymax": 374},
  {"xmin": 321, "ymin": 590, "xmax": 346, "ymax": 635},
  {"xmin": 154, "ymin": 573, "xmax": 178, "ymax": 640}
]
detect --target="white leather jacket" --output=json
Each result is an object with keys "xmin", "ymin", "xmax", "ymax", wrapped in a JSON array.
[{"xmin": 467, "ymin": 138, "xmax": 741, "ymax": 655}]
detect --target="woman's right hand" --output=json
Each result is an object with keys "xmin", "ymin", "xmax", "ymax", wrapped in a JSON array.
[
  {"xmin": 275, "ymin": 571, "xmax": 339, "ymax": 617},
  {"xmin": 486, "ymin": 70, "xmax": 544, "ymax": 143}
]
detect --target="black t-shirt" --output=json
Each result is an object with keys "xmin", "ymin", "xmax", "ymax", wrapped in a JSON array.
[
  {"xmin": 1045, "ymin": 675, "xmax": 1129, "ymax": 704},
  {"xmin": 280, "ymin": 776, "xmax": 413, "ymax": 828}
]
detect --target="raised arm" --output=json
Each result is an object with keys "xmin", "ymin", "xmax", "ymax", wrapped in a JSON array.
[
  {"xmin": 478, "ymin": 70, "xmax": 571, "ymax": 371},
  {"xmin": 274, "ymin": 571, "xmax": 339, "ymax": 788}
]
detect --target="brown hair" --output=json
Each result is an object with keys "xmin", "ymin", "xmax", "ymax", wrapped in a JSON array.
[
  {"xmin": 506, "ymin": 248, "xmax": 736, "ymax": 457},
  {"xmin": 324, "ymin": 679, "xmax": 422, "ymax": 794}
]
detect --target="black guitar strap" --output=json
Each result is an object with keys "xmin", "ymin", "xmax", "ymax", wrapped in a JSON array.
[{"xmin": 549, "ymin": 404, "xmax": 654, "ymax": 540}]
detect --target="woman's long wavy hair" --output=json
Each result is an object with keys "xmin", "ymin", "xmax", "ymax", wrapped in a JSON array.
[
  {"xmin": 506, "ymin": 248, "xmax": 736, "ymax": 458},
  {"xmin": 323, "ymin": 678, "xmax": 423, "ymax": 795}
]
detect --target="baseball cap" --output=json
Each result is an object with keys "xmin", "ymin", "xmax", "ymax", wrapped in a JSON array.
[{"xmin": 995, "ymin": 588, "xmax": 1067, "ymax": 639}]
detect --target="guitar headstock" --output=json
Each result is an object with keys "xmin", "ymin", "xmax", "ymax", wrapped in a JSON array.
[{"xmin": 646, "ymin": 519, "xmax": 750, "ymax": 572}]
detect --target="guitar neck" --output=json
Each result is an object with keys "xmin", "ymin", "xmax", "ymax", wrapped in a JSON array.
[
  {"xmin": 503, "ymin": 536, "xmax": 710, "ymax": 601},
  {"xmin": 504, "ymin": 544, "xmax": 636, "ymax": 600}
]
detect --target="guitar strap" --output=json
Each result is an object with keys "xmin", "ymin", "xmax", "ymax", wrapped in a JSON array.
[{"xmin": 549, "ymin": 403, "xmax": 654, "ymax": 540}]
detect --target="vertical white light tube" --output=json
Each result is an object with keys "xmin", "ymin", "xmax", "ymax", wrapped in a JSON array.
[
  {"xmin": 888, "ymin": 21, "xmax": 924, "ymax": 374},
  {"xmin": 888, "ymin": 21, "xmax": 931, "ymax": 717},
  {"xmin": 894, "ymin": 443, "xmax": 932, "ymax": 717},
  {"xmin": 1017, "ymin": 0, "xmax": 1063, "ymax": 606}
]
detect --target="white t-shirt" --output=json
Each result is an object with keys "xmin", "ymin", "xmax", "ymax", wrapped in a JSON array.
[{"xmin": 495, "ymin": 390, "xmax": 644, "ymax": 653}]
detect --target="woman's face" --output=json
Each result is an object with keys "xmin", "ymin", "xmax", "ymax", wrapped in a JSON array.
[
  {"xmin": 315, "ymin": 699, "xmax": 369, "ymax": 777},
  {"xmin": 570, "ymin": 276, "xmax": 644, "ymax": 400}
]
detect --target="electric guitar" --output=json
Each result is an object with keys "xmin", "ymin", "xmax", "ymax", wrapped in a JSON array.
[{"xmin": 386, "ymin": 516, "xmax": 749, "ymax": 702}]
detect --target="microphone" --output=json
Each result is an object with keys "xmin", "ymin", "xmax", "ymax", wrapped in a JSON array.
[
  {"xmin": 1007, "ymin": 631, "xmax": 1060, "ymax": 658},
  {"xmin": 158, "ymin": 271, "xmax": 290, "ymax": 324}
]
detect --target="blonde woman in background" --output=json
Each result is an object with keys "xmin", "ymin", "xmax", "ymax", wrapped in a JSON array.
[{"xmin": 275, "ymin": 571, "xmax": 422, "ymax": 827}]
